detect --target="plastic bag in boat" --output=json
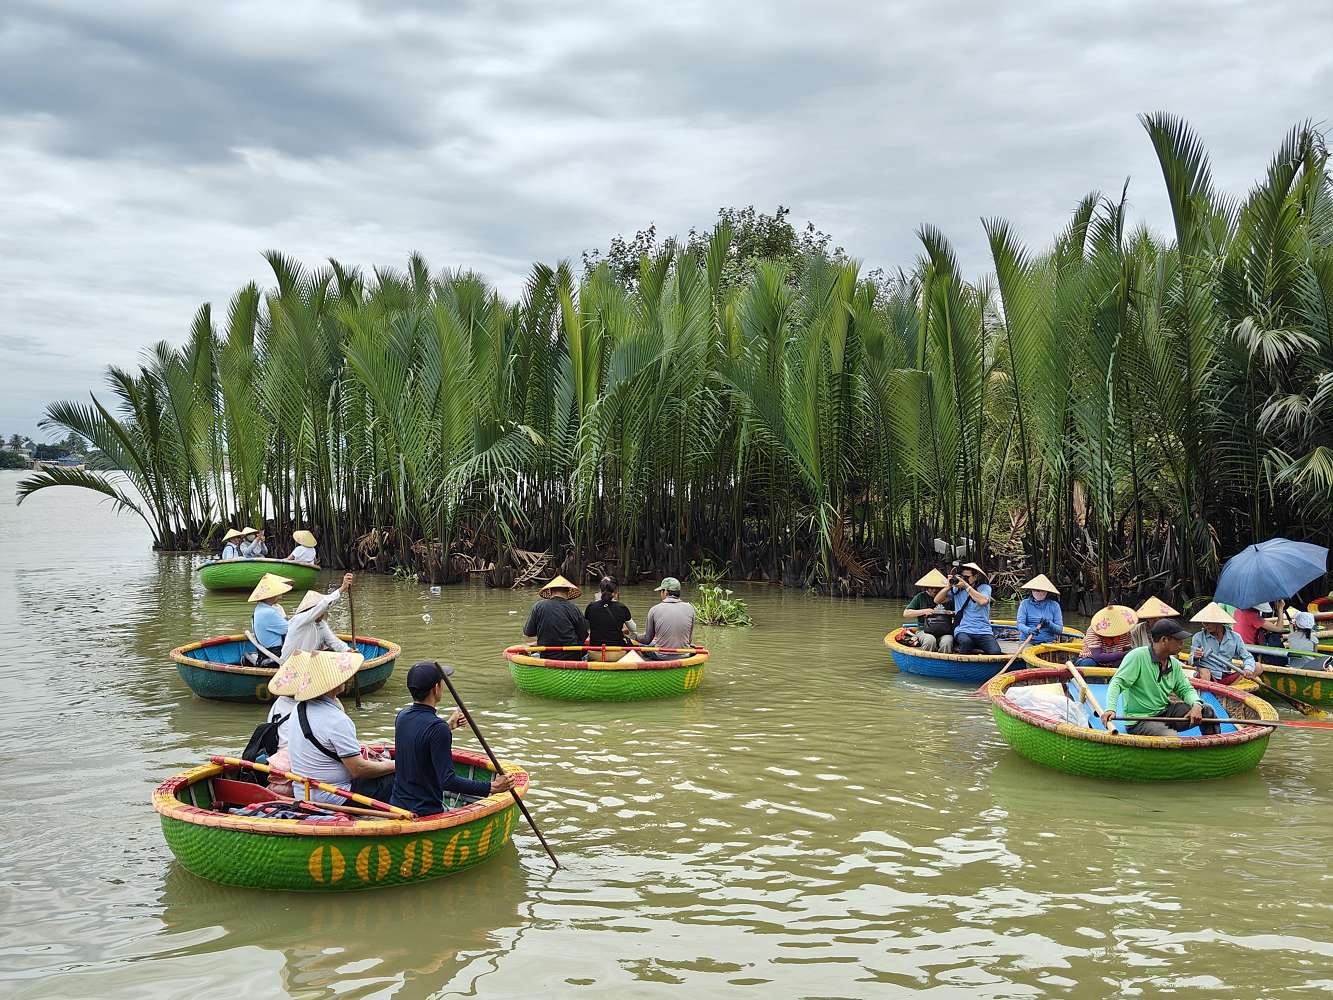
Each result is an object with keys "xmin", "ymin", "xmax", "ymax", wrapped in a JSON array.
[{"xmin": 1006, "ymin": 683, "xmax": 1086, "ymax": 725}]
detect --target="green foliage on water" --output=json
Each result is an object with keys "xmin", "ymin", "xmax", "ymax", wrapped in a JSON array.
[
  {"xmin": 17, "ymin": 114, "xmax": 1333, "ymax": 599},
  {"xmin": 688, "ymin": 560, "xmax": 754, "ymax": 626}
]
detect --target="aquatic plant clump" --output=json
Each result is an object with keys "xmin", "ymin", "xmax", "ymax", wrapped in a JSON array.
[{"xmin": 19, "ymin": 116, "xmax": 1333, "ymax": 598}]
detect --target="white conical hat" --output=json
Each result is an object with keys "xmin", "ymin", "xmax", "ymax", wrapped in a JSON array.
[
  {"xmin": 1191, "ymin": 601, "xmax": 1236, "ymax": 625},
  {"xmin": 618, "ymin": 649, "xmax": 646, "ymax": 664},
  {"xmin": 222, "ymin": 528, "xmax": 245, "ymax": 542},
  {"xmin": 292, "ymin": 529, "xmax": 317, "ymax": 548},
  {"xmin": 915, "ymin": 569, "xmax": 949, "ymax": 589},
  {"xmin": 294, "ymin": 590, "xmax": 327, "ymax": 614},
  {"xmin": 1021, "ymin": 574, "xmax": 1060, "ymax": 595},
  {"xmin": 1135, "ymin": 596, "xmax": 1178, "ymax": 619}
]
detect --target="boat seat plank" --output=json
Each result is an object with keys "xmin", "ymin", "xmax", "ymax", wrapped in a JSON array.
[{"xmin": 1064, "ymin": 680, "xmax": 1236, "ymax": 735}]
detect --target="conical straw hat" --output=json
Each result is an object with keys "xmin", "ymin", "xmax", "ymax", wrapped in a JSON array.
[
  {"xmin": 1089, "ymin": 605, "xmax": 1138, "ymax": 637},
  {"xmin": 222, "ymin": 528, "xmax": 244, "ymax": 542},
  {"xmin": 1191, "ymin": 601, "xmax": 1236, "ymax": 626},
  {"xmin": 539, "ymin": 574, "xmax": 583, "ymax": 599},
  {"xmin": 248, "ymin": 572, "xmax": 294, "ymax": 603},
  {"xmin": 1135, "ymin": 596, "xmax": 1178, "ymax": 619},
  {"xmin": 619, "ymin": 649, "xmax": 646, "ymax": 664},
  {"xmin": 282, "ymin": 649, "xmax": 366, "ymax": 702},
  {"xmin": 1021, "ymin": 573, "xmax": 1060, "ymax": 595},
  {"xmin": 239, "ymin": 526, "xmax": 258, "ymax": 537},
  {"xmin": 294, "ymin": 590, "xmax": 327, "ymax": 614},
  {"xmin": 292, "ymin": 529, "xmax": 318, "ymax": 548},
  {"xmin": 914, "ymin": 569, "xmax": 949, "ymax": 589},
  {"xmin": 960, "ymin": 562, "xmax": 988, "ymax": 579},
  {"xmin": 267, "ymin": 657, "xmax": 303, "ymax": 697}
]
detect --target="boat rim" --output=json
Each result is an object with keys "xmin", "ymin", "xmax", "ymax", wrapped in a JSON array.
[
  {"xmin": 503, "ymin": 644, "xmax": 709, "ymax": 670},
  {"xmin": 152, "ymin": 747, "xmax": 526, "ymax": 837},
  {"xmin": 883, "ymin": 620, "xmax": 1084, "ymax": 665},
  {"xmin": 987, "ymin": 663, "xmax": 1278, "ymax": 750},
  {"xmin": 197, "ymin": 557, "xmax": 323, "ymax": 570},
  {"xmin": 170, "ymin": 633, "xmax": 401, "ymax": 677}
]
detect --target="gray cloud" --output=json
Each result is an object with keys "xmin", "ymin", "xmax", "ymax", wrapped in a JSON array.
[{"xmin": 1, "ymin": 0, "xmax": 1331, "ymax": 437}]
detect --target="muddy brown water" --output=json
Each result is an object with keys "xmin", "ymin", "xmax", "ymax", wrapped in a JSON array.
[{"xmin": 2, "ymin": 471, "xmax": 1331, "ymax": 998}]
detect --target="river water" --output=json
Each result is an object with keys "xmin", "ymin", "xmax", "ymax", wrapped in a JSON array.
[{"xmin": 2, "ymin": 471, "xmax": 1330, "ymax": 999}]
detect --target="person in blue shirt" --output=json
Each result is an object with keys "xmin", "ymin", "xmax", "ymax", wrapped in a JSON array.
[
  {"xmin": 934, "ymin": 561, "xmax": 999, "ymax": 655},
  {"xmin": 248, "ymin": 572, "xmax": 296, "ymax": 659},
  {"xmin": 391, "ymin": 661, "xmax": 515, "ymax": 817},
  {"xmin": 1015, "ymin": 574, "xmax": 1064, "ymax": 645},
  {"xmin": 239, "ymin": 528, "xmax": 267, "ymax": 558},
  {"xmin": 219, "ymin": 528, "xmax": 244, "ymax": 560},
  {"xmin": 1188, "ymin": 601, "xmax": 1260, "ymax": 685}
]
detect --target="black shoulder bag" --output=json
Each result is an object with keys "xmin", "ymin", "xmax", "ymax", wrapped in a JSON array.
[{"xmin": 298, "ymin": 702, "xmax": 347, "ymax": 763}]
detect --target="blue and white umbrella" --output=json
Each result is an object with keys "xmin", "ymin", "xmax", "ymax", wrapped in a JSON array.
[{"xmin": 1214, "ymin": 538, "xmax": 1328, "ymax": 610}]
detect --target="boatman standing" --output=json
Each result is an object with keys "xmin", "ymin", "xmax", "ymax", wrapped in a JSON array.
[
  {"xmin": 279, "ymin": 576, "xmax": 354, "ymax": 662},
  {"xmin": 391, "ymin": 661, "xmax": 515, "ymax": 817},
  {"xmin": 1099, "ymin": 619, "xmax": 1220, "ymax": 736}
]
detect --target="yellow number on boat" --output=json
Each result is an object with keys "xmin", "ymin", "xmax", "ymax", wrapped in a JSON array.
[
  {"xmin": 441, "ymin": 830, "xmax": 472, "ymax": 869},
  {"xmin": 399, "ymin": 838, "xmax": 433, "ymax": 878},
  {"xmin": 308, "ymin": 845, "xmax": 346, "ymax": 884},
  {"xmin": 477, "ymin": 819, "xmax": 494, "ymax": 857},
  {"xmin": 356, "ymin": 843, "xmax": 391, "ymax": 883},
  {"xmin": 683, "ymin": 667, "xmax": 703, "ymax": 690}
]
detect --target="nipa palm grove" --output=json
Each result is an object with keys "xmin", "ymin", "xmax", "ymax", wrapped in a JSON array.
[{"xmin": 19, "ymin": 114, "xmax": 1333, "ymax": 608}]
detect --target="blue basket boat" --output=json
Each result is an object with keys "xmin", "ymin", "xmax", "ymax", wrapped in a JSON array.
[
  {"xmin": 170, "ymin": 633, "xmax": 400, "ymax": 703},
  {"xmin": 883, "ymin": 620, "xmax": 1084, "ymax": 684}
]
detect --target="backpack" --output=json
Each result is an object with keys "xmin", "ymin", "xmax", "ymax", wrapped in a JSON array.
[{"xmin": 237, "ymin": 711, "xmax": 289, "ymax": 785}]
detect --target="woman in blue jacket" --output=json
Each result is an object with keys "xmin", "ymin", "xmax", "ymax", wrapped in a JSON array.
[{"xmin": 1016, "ymin": 574, "xmax": 1064, "ymax": 645}]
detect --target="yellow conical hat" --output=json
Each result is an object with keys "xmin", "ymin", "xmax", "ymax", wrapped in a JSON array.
[
  {"xmin": 248, "ymin": 572, "xmax": 295, "ymax": 603},
  {"xmin": 1136, "ymin": 596, "xmax": 1178, "ymax": 619},
  {"xmin": 1089, "ymin": 605, "xmax": 1138, "ymax": 637},
  {"xmin": 539, "ymin": 574, "xmax": 583, "ymax": 599},
  {"xmin": 280, "ymin": 649, "xmax": 366, "ymax": 702},
  {"xmin": 292, "ymin": 529, "xmax": 317, "ymax": 548},
  {"xmin": 222, "ymin": 528, "xmax": 244, "ymax": 542},
  {"xmin": 239, "ymin": 526, "xmax": 258, "ymax": 537},
  {"xmin": 1191, "ymin": 601, "xmax": 1236, "ymax": 626},
  {"xmin": 915, "ymin": 569, "xmax": 949, "ymax": 589},
  {"xmin": 1021, "ymin": 574, "xmax": 1060, "ymax": 595}
]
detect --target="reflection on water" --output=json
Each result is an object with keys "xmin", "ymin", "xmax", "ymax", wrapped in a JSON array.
[{"xmin": 2, "ymin": 470, "xmax": 1332, "ymax": 998}]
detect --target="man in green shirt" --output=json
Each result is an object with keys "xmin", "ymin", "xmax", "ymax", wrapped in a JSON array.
[{"xmin": 1099, "ymin": 619, "xmax": 1219, "ymax": 736}]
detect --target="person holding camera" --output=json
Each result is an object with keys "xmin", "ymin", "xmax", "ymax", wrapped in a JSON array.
[
  {"xmin": 904, "ymin": 569, "xmax": 954, "ymax": 652},
  {"xmin": 933, "ymin": 562, "xmax": 999, "ymax": 655}
]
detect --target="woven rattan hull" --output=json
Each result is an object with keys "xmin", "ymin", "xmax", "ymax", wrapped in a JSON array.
[
  {"xmin": 1259, "ymin": 664, "xmax": 1333, "ymax": 707},
  {"xmin": 171, "ymin": 634, "xmax": 399, "ymax": 703},
  {"xmin": 197, "ymin": 558, "xmax": 320, "ymax": 592},
  {"xmin": 884, "ymin": 623, "xmax": 1083, "ymax": 684},
  {"xmin": 507, "ymin": 661, "xmax": 705, "ymax": 701},
  {"xmin": 155, "ymin": 757, "xmax": 520, "ymax": 891}
]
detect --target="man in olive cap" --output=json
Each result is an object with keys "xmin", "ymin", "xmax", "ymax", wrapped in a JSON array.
[{"xmin": 630, "ymin": 577, "xmax": 697, "ymax": 661}]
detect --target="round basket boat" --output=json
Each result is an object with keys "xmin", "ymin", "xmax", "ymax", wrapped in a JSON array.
[
  {"xmin": 154, "ymin": 749, "xmax": 526, "ymax": 891},
  {"xmin": 883, "ymin": 619, "xmax": 1084, "ymax": 684},
  {"xmin": 502, "ymin": 645, "xmax": 710, "ymax": 701},
  {"xmin": 197, "ymin": 558, "xmax": 321, "ymax": 592},
  {"xmin": 1251, "ymin": 660, "xmax": 1333, "ymax": 708},
  {"xmin": 983, "ymin": 645, "xmax": 1278, "ymax": 781},
  {"xmin": 170, "ymin": 634, "xmax": 400, "ymax": 703}
]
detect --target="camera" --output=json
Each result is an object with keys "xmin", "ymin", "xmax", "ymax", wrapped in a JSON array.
[{"xmin": 948, "ymin": 574, "xmax": 961, "ymax": 585}]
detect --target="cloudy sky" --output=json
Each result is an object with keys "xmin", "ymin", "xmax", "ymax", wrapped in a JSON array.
[{"xmin": 2, "ymin": 0, "xmax": 1330, "ymax": 437}]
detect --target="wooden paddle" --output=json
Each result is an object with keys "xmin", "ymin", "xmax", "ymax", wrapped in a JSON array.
[
  {"xmin": 1111, "ymin": 715, "xmax": 1333, "ymax": 731},
  {"xmin": 1066, "ymin": 661, "xmax": 1106, "ymax": 730},
  {"xmin": 437, "ymin": 663, "xmax": 560, "ymax": 870},
  {"xmin": 347, "ymin": 585, "xmax": 363, "ymax": 710},
  {"xmin": 970, "ymin": 635, "xmax": 1034, "ymax": 697},
  {"xmin": 211, "ymin": 755, "xmax": 413, "ymax": 817}
]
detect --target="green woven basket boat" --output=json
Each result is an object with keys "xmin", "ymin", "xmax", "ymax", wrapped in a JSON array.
[
  {"xmin": 985, "ymin": 647, "xmax": 1277, "ymax": 781},
  {"xmin": 198, "ymin": 558, "xmax": 321, "ymax": 592},
  {"xmin": 503, "ymin": 644, "xmax": 709, "ymax": 701},
  {"xmin": 1252, "ymin": 662, "xmax": 1333, "ymax": 708},
  {"xmin": 154, "ymin": 749, "xmax": 526, "ymax": 891},
  {"xmin": 171, "ymin": 633, "xmax": 400, "ymax": 703}
]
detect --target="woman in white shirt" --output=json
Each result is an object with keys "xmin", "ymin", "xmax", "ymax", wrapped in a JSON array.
[{"xmin": 287, "ymin": 529, "xmax": 319, "ymax": 564}]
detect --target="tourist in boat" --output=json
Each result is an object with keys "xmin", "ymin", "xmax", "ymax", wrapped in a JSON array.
[
  {"xmin": 1098, "ymin": 619, "xmax": 1220, "ymax": 736},
  {"xmin": 239, "ymin": 527, "xmax": 267, "ymax": 558},
  {"xmin": 585, "ymin": 576, "xmax": 634, "ymax": 662},
  {"xmin": 1129, "ymin": 596, "xmax": 1179, "ymax": 647},
  {"xmin": 284, "ymin": 649, "xmax": 396, "ymax": 803},
  {"xmin": 1233, "ymin": 601, "xmax": 1286, "ymax": 646},
  {"xmin": 288, "ymin": 529, "xmax": 319, "ymax": 564},
  {"xmin": 1015, "ymin": 574, "xmax": 1064, "ymax": 645},
  {"xmin": 904, "ymin": 569, "xmax": 953, "ymax": 652},
  {"xmin": 523, "ymin": 574, "xmax": 589, "ymax": 660},
  {"xmin": 390, "ymin": 661, "xmax": 515, "ymax": 817},
  {"xmin": 219, "ymin": 528, "xmax": 245, "ymax": 560},
  {"xmin": 248, "ymin": 572, "xmax": 296, "ymax": 661},
  {"xmin": 1288, "ymin": 611, "xmax": 1321, "ymax": 653},
  {"xmin": 279, "ymin": 577, "xmax": 355, "ymax": 663},
  {"xmin": 1189, "ymin": 601, "xmax": 1259, "ymax": 684},
  {"xmin": 933, "ymin": 562, "xmax": 998, "ymax": 655},
  {"xmin": 1074, "ymin": 606, "xmax": 1135, "ymax": 668},
  {"xmin": 631, "ymin": 577, "xmax": 698, "ymax": 660}
]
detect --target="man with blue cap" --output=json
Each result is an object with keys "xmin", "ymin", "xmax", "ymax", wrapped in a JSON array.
[{"xmin": 391, "ymin": 661, "xmax": 515, "ymax": 817}]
